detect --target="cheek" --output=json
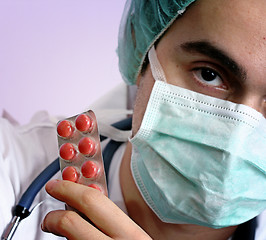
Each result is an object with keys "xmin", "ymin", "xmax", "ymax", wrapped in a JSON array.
[{"xmin": 132, "ymin": 69, "xmax": 155, "ymax": 136}]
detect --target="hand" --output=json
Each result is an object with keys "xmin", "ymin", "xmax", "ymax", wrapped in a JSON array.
[{"xmin": 41, "ymin": 179, "xmax": 152, "ymax": 240}]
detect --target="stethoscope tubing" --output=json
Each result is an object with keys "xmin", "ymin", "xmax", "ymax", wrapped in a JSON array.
[
  {"xmin": 19, "ymin": 158, "xmax": 60, "ymax": 210},
  {"xmin": 1, "ymin": 158, "xmax": 60, "ymax": 240},
  {"xmin": 2, "ymin": 117, "xmax": 132, "ymax": 240}
]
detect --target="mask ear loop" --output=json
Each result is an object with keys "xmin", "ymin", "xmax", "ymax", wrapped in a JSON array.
[{"xmin": 148, "ymin": 45, "xmax": 167, "ymax": 83}]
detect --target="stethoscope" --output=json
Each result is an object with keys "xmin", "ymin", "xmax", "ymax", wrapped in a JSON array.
[{"xmin": 2, "ymin": 118, "xmax": 132, "ymax": 240}]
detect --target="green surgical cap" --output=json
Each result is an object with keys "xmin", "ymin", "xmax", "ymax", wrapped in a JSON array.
[{"xmin": 117, "ymin": 0, "xmax": 197, "ymax": 85}]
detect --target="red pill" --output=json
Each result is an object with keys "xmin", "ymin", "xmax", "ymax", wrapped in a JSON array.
[
  {"xmin": 60, "ymin": 143, "xmax": 76, "ymax": 161},
  {"xmin": 57, "ymin": 120, "xmax": 74, "ymax": 138},
  {"xmin": 75, "ymin": 114, "xmax": 93, "ymax": 133},
  {"xmin": 62, "ymin": 166, "xmax": 79, "ymax": 182},
  {"xmin": 81, "ymin": 161, "xmax": 98, "ymax": 178},
  {"xmin": 78, "ymin": 137, "xmax": 96, "ymax": 156},
  {"xmin": 88, "ymin": 184, "xmax": 102, "ymax": 192}
]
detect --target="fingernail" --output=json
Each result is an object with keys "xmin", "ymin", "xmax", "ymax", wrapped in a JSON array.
[
  {"xmin": 46, "ymin": 179, "xmax": 59, "ymax": 191},
  {"xmin": 41, "ymin": 222, "xmax": 47, "ymax": 232}
]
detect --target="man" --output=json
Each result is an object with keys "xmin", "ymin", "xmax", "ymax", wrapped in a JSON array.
[{"xmin": 42, "ymin": 0, "xmax": 266, "ymax": 239}]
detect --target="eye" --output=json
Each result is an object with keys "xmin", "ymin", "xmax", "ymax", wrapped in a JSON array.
[{"xmin": 192, "ymin": 68, "xmax": 225, "ymax": 88}]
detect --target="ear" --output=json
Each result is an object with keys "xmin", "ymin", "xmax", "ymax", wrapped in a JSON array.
[
  {"xmin": 136, "ymin": 74, "xmax": 141, "ymax": 87},
  {"xmin": 136, "ymin": 57, "xmax": 150, "ymax": 87}
]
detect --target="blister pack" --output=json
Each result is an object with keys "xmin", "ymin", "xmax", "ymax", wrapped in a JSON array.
[{"xmin": 56, "ymin": 110, "xmax": 108, "ymax": 197}]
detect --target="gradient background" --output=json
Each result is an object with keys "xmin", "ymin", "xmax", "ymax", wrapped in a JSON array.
[{"xmin": 0, "ymin": 0, "xmax": 126, "ymax": 124}]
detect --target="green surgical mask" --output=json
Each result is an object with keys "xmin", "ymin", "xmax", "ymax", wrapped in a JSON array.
[{"xmin": 130, "ymin": 46, "xmax": 266, "ymax": 228}]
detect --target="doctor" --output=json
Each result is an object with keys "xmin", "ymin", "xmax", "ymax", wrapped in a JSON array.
[{"xmin": 41, "ymin": 0, "xmax": 266, "ymax": 239}]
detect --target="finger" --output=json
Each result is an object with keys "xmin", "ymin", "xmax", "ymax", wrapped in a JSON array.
[
  {"xmin": 45, "ymin": 180, "xmax": 148, "ymax": 238},
  {"xmin": 42, "ymin": 210, "xmax": 111, "ymax": 240}
]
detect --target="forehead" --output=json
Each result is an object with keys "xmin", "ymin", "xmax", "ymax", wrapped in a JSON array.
[
  {"xmin": 194, "ymin": 0, "xmax": 266, "ymax": 42},
  {"xmin": 167, "ymin": 0, "xmax": 266, "ymax": 46},
  {"xmin": 162, "ymin": 0, "xmax": 266, "ymax": 82}
]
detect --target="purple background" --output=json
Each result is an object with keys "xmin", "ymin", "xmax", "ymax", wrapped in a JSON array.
[{"xmin": 0, "ymin": 0, "xmax": 126, "ymax": 124}]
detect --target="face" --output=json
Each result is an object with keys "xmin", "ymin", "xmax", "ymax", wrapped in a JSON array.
[{"xmin": 132, "ymin": 0, "xmax": 266, "ymax": 136}]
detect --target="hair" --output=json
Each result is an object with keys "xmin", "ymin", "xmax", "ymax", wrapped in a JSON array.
[{"xmin": 117, "ymin": 0, "xmax": 197, "ymax": 84}]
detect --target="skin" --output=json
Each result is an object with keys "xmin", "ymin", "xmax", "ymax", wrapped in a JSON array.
[{"xmin": 42, "ymin": 0, "xmax": 266, "ymax": 239}]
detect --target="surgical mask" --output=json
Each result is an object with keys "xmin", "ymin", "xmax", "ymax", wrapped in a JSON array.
[{"xmin": 130, "ymin": 46, "xmax": 266, "ymax": 228}]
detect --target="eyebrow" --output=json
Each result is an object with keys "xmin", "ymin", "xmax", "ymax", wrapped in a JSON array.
[{"xmin": 180, "ymin": 41, "xmax": 247, "ymax": 81}]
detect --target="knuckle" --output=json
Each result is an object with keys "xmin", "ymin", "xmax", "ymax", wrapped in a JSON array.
[
  {"xmin": 56, "ymin": 211, "xmax": 78, "ymax": 232},
  {"xmin": 61, "ymin": 180, "xmax": 71, "ymax": 189},
  {"xmin": 80, "ymin": 188, "xmax": 98, "ymax": 206}
]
